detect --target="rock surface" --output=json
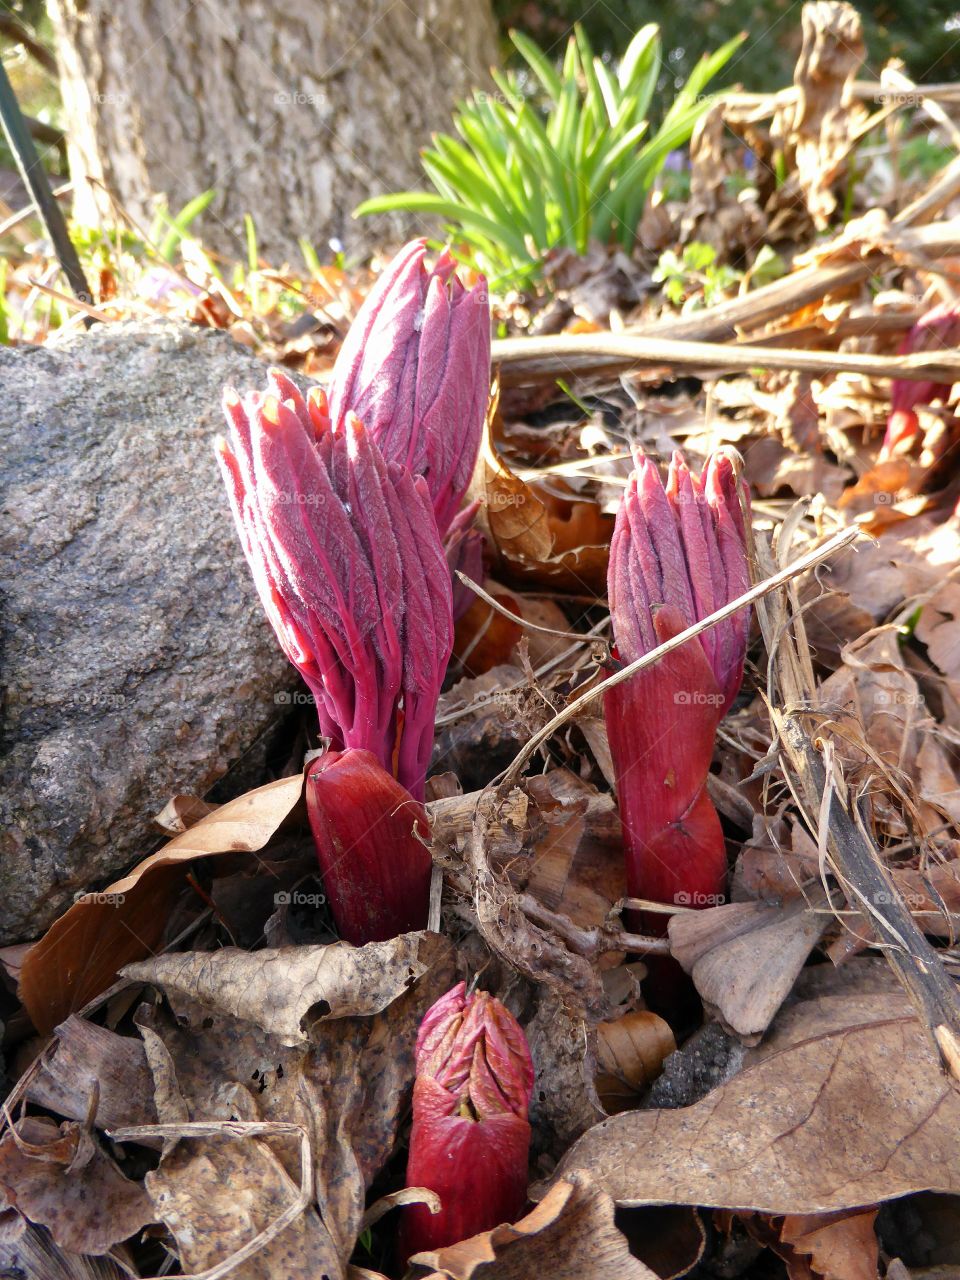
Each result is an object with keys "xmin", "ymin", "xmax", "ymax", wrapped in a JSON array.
[{"xmin": 0, "ymin": 320, "xmax": 299, "ymax": 943}]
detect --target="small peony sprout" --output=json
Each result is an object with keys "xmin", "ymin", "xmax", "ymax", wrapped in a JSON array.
[{"xmin": 400, "ymin": 982, "xmax": 533, "ymax": 1260}]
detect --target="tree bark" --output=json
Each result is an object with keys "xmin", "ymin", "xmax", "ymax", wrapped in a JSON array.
[{"xmin": 49, "ymin": 0, "xmax": 498, "ymax": 262}]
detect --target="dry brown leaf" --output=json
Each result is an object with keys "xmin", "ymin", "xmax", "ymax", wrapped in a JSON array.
[
  {"xmin": 473, "ymin": 414, "xmax": 553, "ymax": 565},
  {"xmin": 735, "ymin": 1206, "xmax": 880, "ymax": 1280},
  {"xmin": 26, "ymin": 1016, "xmax": 156, "ymax": 1132},
  {"xmin": 513, "ymin": 598, "xmax": 577, "ymax": 670},
  {"xmin": 667, "ymin": 894, "xmax": 829, "ymax": 1038},
  {"xmin": 463, "ymin": 778, "xmax": 634, "ymax": 1019},
  {"xmin": 595, "ymin": 1010, "xmax": 676, "ymax": 1113},
  {"xmin": 743, "ymin": 436, "xmax": 848, "ymax": 504},
  {"xmin": 123, "ymin": 931, "xmax": 450, "ymax": 1047},
  {"xmin": 454, "ymin": 589, "xmax": 524, "ymax": 676},
  {"xmin": 153, "ymin": 793, "xmax": 219, "ymax": 834},
  {"xmin": 19, "ymin": 773, "xmax": 305, "ymax": 1033},
  {"xmin": 818, "ymin": 627, "xmax": 960, "ymax": 833},
  {"xmin": 410, "ymin": 1171, "xmax": 658, "ymax": 1279},
  {"xmin": 130, "ymin": 933, "xmax": 456, "ymax": 1273},
  {"xmin": 813, "ymin": 513, "xmax": 960, "ymax": 650},
  {"xmin": 553, "ymin": 993, "xmax": 960, "ymax": 1213},
  {"xmin": 778, "ymin": 1208, "xmax": 880, "ymax": 1280},
  {"xmin": 893, "ymin": 861, "xmax": 960, "ymax": 937},
  {"xmin": 523, "ymin": 770, "xmax": 624, "ymax": 930},
  {"xmin": 736, "ymin": 829, "xmax": 819, "ymax": 902},
  {"xmin": 0, "ymin": 1117, "xmax": 153, "ymax": 1256},
  {"xmin": 146, "ymin": 1134, "xmax": 336, "ymax": 1280},
  {"xmin": 916, "ymin": 579, "xmax": 960, "ymax": 687},
  {"xmin": 576, "ymin": 715, "xmax": 616, "ymax": 789}
]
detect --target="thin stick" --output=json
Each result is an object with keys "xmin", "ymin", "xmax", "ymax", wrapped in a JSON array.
[
  {"xmin": 435, "ymin": 616, "xmax": 610, "ymax": 729},
  {"xmin": 498, "ymin": 524, "xmax": 861, "ymax": 793},
  {"xmin": 491, "ymin": 331, "xmax": 960, "ymax": 386},
  {"xmin": 25, "ymin": 277, "xmax": 110, "ymax": 321},
  {"xmin": 456, "ymin": 570, "xmax": 603, "ymax": 643}
]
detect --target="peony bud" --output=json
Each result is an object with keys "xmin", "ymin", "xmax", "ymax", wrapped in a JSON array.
[
  {"xmin": 327, "ymin": 239, "xmax": 491, "ymax": 535},
  {"xmin": 400, "ymin": 982, "xmax": 533, "ymax": 1260},
  {"xmin": 305, "ymin": 748, "xmax": 431, "ymax": 944},
  {"xmin": 217, "ymin": 366, "xmax": 452, "ymax": 801},
  {"xmin": 880, "ymin": 303, "xmax": 960, "ymax": 459},
  {"xmin": 604, "ymin": 451, "xmax": 750, "ymax": 926}
]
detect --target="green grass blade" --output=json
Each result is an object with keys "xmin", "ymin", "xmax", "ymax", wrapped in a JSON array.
[
  {"xmin": 509, "ymin": 28, "xmax": 563, "ymax": 103},
  {"xmin": 619, "ymin": 24, "xmax": 659, "ymax": 92},
  {"xmin": 353, "ymin": 192, "xmax": 530, "ymax": 258}
]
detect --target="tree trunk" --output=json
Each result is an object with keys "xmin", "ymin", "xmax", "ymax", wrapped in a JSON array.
[{"xmin": 49, "ymin": 0, "xmax": 498, "ymax": 263}]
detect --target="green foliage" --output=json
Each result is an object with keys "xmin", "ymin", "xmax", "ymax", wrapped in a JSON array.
[
  {"xmin": 654, "ymin": 242, "xmax": 738, "ymax": 308},
  {"xmin": 894, "ymin": 135, "xmax": 955, "ymax": 181},
  {"xmin": 150, "ymin": 189, "xmax": 216, "ymax": 262},
  {"xmin": 653, "ymin": 241, "xmax": 785, "ymax": 309},
  {"xmin": 749, "ymin": 243, "xmax": 787, "ymax": 290},
  {"xmin": 355, "ymin": 24, "xmax": 743, "ymax": 287}
]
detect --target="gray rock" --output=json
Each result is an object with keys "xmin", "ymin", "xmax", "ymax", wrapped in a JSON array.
[{"xmin": 0, "ymin": 319, "xmax": 299, "ymax": 943}]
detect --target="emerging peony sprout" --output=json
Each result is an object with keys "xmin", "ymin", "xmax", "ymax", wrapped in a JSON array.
[
  {"xmin": 400, "ymin": 982, "xmax": 533, "ymax": 1260},
  {"xmin": 880, "ymin": 302, "xmax": 960, "ymax": 459},
  {"xmin": 217, "ymin": 241, "xmax": 491, "ymax": 943},
  {"xmin": 217, "ymin": 367, "xmax": 453, "ymax": 802},
  {"xmin": 306, "ymin": 749, "xmax": 432, "ymax": 943},
  {"xmin": 327, "ymin": 238, "xmax": 491, "ymax": 536},
  {"xmin": 604, "ymin": 450, "xmax": 750, "ymax": 928}
]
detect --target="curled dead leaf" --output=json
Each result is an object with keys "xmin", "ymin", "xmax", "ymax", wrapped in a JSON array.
[
  {"xmin": 777, "ymin": 1208, "xmax": 880, "ymax": 1280},
  {"xmin": 667, "ymin": 893, "xmax": 830, "ymax": 1038},
  {"xmin": 595, "ymin": 1011, "xmax": 676, "ymax": 1113},
  {"xmin": 153, "ymin": 793, "xmax": 219, "ymax": 835},
  {"xmin": 471, "ymin": 408, "xmax": 610, "ymax": 594},
  {"xmin": 410, "ymin": 1170, "xmax": 658, "ymax": 1279},
  {"xmin": 19, "ymin": 773, "xmax": 305, "ymax": 1034},
  {"xmin": 26, "ymin": 1015, "xmax": 156, "ymax": 1132},
  {"xmin": 0, "ymin": 1117, "xmax": 153, "ymax": 1256}
]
